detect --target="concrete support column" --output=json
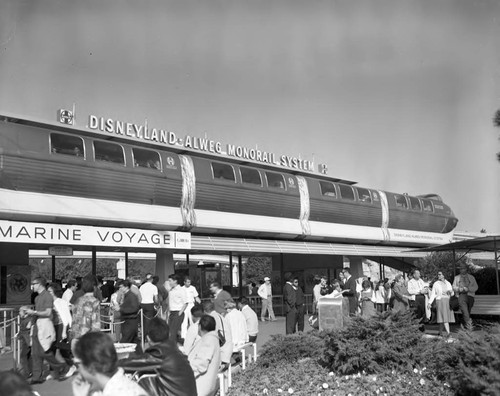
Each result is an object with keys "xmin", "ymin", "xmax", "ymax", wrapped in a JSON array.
[
  {"xmin": 155, "ymin": 251, "xmax": 175, "ymax": 285},
  {"xmin": 344, "ymin": 256, "xmax": 364, "ymax": 279}
]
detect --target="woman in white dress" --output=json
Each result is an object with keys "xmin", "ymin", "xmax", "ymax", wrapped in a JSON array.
[{"xmin": 427, "ymin": 271, "xmax": 455, "ymax": 337}]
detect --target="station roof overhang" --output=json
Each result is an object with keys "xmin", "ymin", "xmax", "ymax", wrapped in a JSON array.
[
  {"xmin": 190, "ymin": 236, "xmax": 429, "ymax": 258},
  {"xmin": 413, "ymin": 235, "xmax": 500, "ymax": 255}
]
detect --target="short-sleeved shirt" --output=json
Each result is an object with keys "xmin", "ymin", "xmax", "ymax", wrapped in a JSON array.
[
  {"xmin": 71, "ymin": 293, "xmax": 101, "ymax": 339},
  {"xmin": 35, "ymin": 289, "xmax": 54, "ymax": 322},
  {"xmin": 183, "ymin": 285, "xmax": 199, "ymax": 304},
  {"xmin": 169, "ymin": 285, "xmax": 187, "ymax": 311},
  {"xmin": 139, "ymin": 282, "xmax": 158, "ymax": 304}
]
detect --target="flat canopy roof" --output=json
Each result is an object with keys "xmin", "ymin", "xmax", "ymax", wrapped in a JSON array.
[{"xmin": 415, "ymin": 235, "xmax": 500, "ymax": 254}]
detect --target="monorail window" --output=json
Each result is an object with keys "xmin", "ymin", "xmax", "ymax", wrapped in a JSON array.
[
  {"xmin": 93, "ymin": 141, "xmax": 125, "ymax": 164},
  {"xmin": 394, "ymin": 194, "xmax": 408, "ymax": 209},
  {"xmin": 319, "ymin": 181, "xmax": 336, "ymax": 198},
  {"xmin": 409, "ymin": 196, "xmax": 421, "ymax": 211},
  {"xmin": 338, "ymin": 184, "xmax": 355, "ymax": 200},
  {"xmin": 240, "ymin": 167, "xmax": 261, "ymax": 185},
  {"xmin": 266, "ymin": 171, "xmax": 285, "ymax": 189},
  {"xmin": 211, "ymin": 162, "xmax": 235, "ymax": 181},
  {"xmin": 422, "ymin": 199, "xmax": 433, "ymax": 212},
  {"xmin": 50, "ymin": 133, "xmax": 84, "ymax": 157},
  {"xmin": 356, "ymin": 188, "xmax": 372, "ymax": 203},
  {"xmin": 132, "ymin": 148, "xmax": 161, "ymax": 171}
]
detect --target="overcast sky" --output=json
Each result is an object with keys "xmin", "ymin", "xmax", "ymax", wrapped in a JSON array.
[{"xmin": 1, "ymin": 0, "xmax": 499, "ymax": 233}]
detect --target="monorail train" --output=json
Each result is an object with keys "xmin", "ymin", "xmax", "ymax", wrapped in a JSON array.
[{"xmin": 0, "ymin": 120, "xmax": 457, "ymax": 246}]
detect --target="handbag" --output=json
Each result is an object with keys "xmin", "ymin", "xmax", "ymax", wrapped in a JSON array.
[
  {"xmin": 449, "ymin": 295, "xmax": 459, "ymax": 311},
  {"xmin": 308, "ymin": 313, "xmax": 319, "ymax": 329}
]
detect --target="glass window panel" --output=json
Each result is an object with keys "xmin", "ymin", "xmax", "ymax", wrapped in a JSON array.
[
  {"xmin": 50, "ymin": 133, "xmax": 84, "ymax": 157},
  {"xmin": 319, "ymin": 181, "xmax": 337, "ymax": 197},
  {"xmin": 132, "ymin": 148, "xmax": 161, "ymax": 170},
  {"xmin": 338, "ymin": 184, "xmax": 355, "ymax": 200},
  {"xmin": 94, "ymin": 141, "xmax": 125, "ymax": 164},
  {"xmin": 212, "ymin": 162, "xmax": 235, "ymax": 181}
]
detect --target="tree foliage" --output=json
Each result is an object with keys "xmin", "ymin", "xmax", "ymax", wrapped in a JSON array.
[{"xmin": 415, "ymin": 251, "xmax": 469, "ymax": 282}]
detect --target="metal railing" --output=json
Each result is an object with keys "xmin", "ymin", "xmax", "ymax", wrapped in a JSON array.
[{"xmin": 0, "ymin": 307, "xmax": 21, "ymax": 369}]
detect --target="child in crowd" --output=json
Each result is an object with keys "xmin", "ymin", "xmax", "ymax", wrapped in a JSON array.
[{"xmin": 17, "ymin": 305, "xmax": 33, "ymax": 378}]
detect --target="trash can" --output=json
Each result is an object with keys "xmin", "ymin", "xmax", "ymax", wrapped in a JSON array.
[{"xmin": 317, "ymin": 296, "xmax": 350, "ymax": 331}]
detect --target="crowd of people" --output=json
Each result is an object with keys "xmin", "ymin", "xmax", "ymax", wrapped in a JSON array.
[
  {"xmin": 12, "ymin": 273, "xmax": 260, "ymax": 396},
  {"xmin": 4, "ymin": 265, "xmax": 480, "ymax": 395},
  {"xmin": 310, "ymin": 264, "xmax": 479, "ymax": 337}
]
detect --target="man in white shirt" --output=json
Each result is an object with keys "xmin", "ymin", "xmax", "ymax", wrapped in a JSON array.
[
  {"xmin": 202, "ymin": 301, "xmax": 233, "ymax": 369},
  {"xmin": 407, "ymin": 270, "xmax": 429, "ymax": 322},
  {"xmin": 139, "ymin": 273, "xmax": 158, "ymax": 336},
  {"xmin": 224, "ymin": 300, "xmax": 248, "ymax": 348},
  {"xmin": 181, "ymin": 277, "xmax": 201, "ymax": 339},
  {"xmin": 237, "ymin": 297, "xmax": 258, "ymax": 343},
  {"xmin": 168, "ymin": 274, "xmax": 188, "ymax": 343},
  {"xmin": 258, "ymin": 277, "xmax": 276, "ymax": 322}
]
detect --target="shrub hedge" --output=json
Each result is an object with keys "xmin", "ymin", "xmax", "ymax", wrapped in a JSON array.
[{"xmin": 228, "ymin": 313, "xmax": 500, "ymax": 395}]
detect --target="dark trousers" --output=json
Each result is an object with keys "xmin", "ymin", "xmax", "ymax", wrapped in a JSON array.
[
  {"xmin": 19, "ymin": 336, "xmax": 32, "ymax": 378},
  {"xmin": 347, "ymin": 296, "xmax": 358, "ymax": 315},
  {"xmin": 31, "ymin": 332, "xmax": 67, "ymax": 381},
  {"xmin": 54, "ymin": 323, "xmax": 73, "ymax": 367},
  {"xmin": 168, "ymin": 311, "xmax": 184, "ymax": 342},
  {"xmin": 296, "ymin": 305, "xmax": 305, "ymax": 332},
  {"xmin": 141, "ymin": 303, "xmax": 156, "ymax": 338},
  {"xmin": 414, "ymin": 295, "xmax": 426, "ymax": 321},
  {"xmin": 121, "ymin": 316, "xmax": 141, "ymax": 350},
  {"xmin": 458, "ymin": 294, "xmax": 475, "ymax": 325},
  {"xmin": 285, "ymin": 307, "xmax": 297, "ymax": 334},
  {"xmin": 249, "ymin": 335, "xmax": 257, "ymax": 343}
]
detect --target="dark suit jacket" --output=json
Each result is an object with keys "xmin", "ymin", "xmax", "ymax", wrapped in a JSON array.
[
  {"xmin": 283, "ymin": 282, "xmax": 297, "ymax": 313},
  {"xmin": 342, "ymin": 276, "xmax": 358, "ymax": 314},
  {"xmin": 213, "ymin": 289, "xmax": 232, "ymax": 314}
]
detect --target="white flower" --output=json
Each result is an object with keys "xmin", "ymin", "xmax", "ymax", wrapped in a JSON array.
[
  {"xmin": 328, "ymin": 372, "xmax": 334, "ymax": 376},
  {"xmin": 444, "ymin": 382, "xmax": 450, "ymax": 388},
  {"xmin": 288, "ymin": 388, "xmax": 294, "ymax": 394},
  {"xmin": 278, "ymin": 389, "xmax": 283, "ymax": 393},
  {"xmin": 322, "ymin": 383, "xmax": 329, "ymax": 389},
  {"xmin": 380, "ymin": 387, "xmax": 383, "ymax": 391},
  {"xmin": 422, "ymin": 367, "xmax": 427, "ymax": 371},
  {"xmin": 372, "ymin": 376, "xmax": 377, "ymax": 381},
  {"xmin": 345, "ymin": 375, "xmax": 349, "ymax": 380},
  {"xmin": 391, "ymin": 370, "xmax": 396, "ymax": 375},
  {"xmin": 420, "ymin": 378, "xmax": 425, "ymax": 386},
  {"xmin": 413, "ymin": 368, "xmax": 418, "ymax": 374},
  {"xmin": 263, "ymin": 390, "xmax": 268, "ymax": 395},
  {"xmin": 376, "ymin": 391, "xmax": 380, "ymax": 395}
]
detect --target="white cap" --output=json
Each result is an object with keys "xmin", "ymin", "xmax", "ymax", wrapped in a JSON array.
[{"xmin": 264, "ymin": 277, "xmax": 270, "ymax": 281}]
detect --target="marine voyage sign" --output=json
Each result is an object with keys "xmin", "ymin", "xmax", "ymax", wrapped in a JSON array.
[{"xmin": 0, "ymin": 220, "xmax": 191, "ymax": 249}]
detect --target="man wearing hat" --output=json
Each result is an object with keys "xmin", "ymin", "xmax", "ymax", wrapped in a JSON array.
[
  {"xmin": 452, "ymin": 264, "xmax": 478, "ymax": 330},
  {"xmin": 258, "ymin": 277, "xmax": 276, "ymax": 322}
]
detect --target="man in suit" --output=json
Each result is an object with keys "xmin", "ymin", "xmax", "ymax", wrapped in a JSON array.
[
  {"xmin": 294, "ymin": 277, "xmax": 306, "ymax": 333},
  {"xmin": 341, "ymin": 268, "xmax": 358, "ymax": 316},
  {"xmin": 209, "ymin": 281, "xmax": 232, "ymax": 315},
  {"xmin": 283, "ymin": 273, "xmax": 297, "ymax": 334}
]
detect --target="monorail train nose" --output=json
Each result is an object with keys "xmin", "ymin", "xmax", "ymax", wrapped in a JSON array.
[{"xmin": 444, "ymin": 216, "xmax": 458, "ymax": 233}]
